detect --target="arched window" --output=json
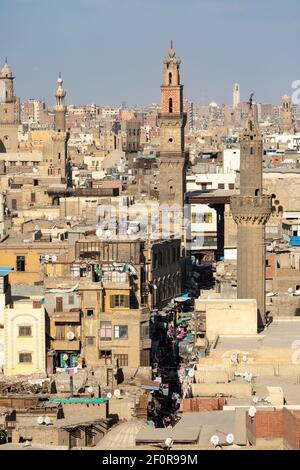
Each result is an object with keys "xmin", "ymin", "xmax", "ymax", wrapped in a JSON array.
[
  {"xmin": 255, "ymin": 188, "xmax": 260, "ymax": 196},
  {"xmin": 169, "ymin": 97, "xmax": 173, "ymax": 113},
  {"xmin": 250, "ymin": 147, "xmax": 253, "ymax": 155},
  {"xmin": 168, "ymin": 72, "xmax": 172, "ymax": 85}
]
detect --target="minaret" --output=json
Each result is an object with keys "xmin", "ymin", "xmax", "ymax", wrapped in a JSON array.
[
  {"xmin": 280, "ymin": 94, "xmax": 293, "ymax": 134},
  {"xmin": 158, "ymin": 42, "xmax": 187, "ymax": 207},
  {"xmin": 233, "ymin": 83, "xmax": 240, "ymax": 108},
  {"xmin": 54, "ymin": 72, "xmax": 66, "ymax": 132},
  {"xmin": 230, "ymin": 95, "xmax": 271, "ymax": 329},
  {"xmin": 0, "ymin": 59, "xmax": 20, "ymax": 152},
  {"xmin": 43, "ymin": 74, "xmax": 71, "ymax": 185}
]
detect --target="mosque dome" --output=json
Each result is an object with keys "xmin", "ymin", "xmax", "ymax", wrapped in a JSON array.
[{"xmin": 96, "ymin": 419, "xmax": 147, "ymax": 450}]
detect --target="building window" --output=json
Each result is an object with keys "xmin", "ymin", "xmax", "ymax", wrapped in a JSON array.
[
  {"xmin": 55, "ymin": 297, "xmax": 63, "ymax": 312},
  {"xmin": 86, "ymin": 309, "xmax": 94, "ymax": 317},
  {"xmin": 19, "ymin": 353, "xmax": 32, "ymax": 363},
  {"xmin": 55, "ymin": 325, "xmax": 65, "ymax": 340},
  {"xmin": 19, "ymin": 326, "xmax": 32, "ymax": 337},
  {"xmin": 100, "ymin": 321, "xmax": 112, "ymax": 341},
  {"xmin": 110, "ymin": 295, "xmax": 129, "ymax": 308},
  {"xmin": 169, "ymin": 97, "xmax": 173, "ymax": 113},
  {"xmin": 192, "ymin": 213, "xmax": 197, "ymax": 223},
  {"xmin": 31, "ymin": 192, "xmax": 36, "ymax": 203},
  {"xmin": 16, "ymin": 255, "xmax": 25, "ymax": 272},
  {"xmin": 86, "ymin": 336, "xmax": 95, "ymax": 346},
  {"xmin": 204, "ymin": 213, "xmax": 213, "ymax": 223},
  {"xmin": 229, "ymin": 183, "xmax": 234, "ymax": 190},
  {"xmin": 12, "ymin": 199, "xmax": 17, "ymax": 210},
  {"xmin": 114, "ymin": 354, "xmax": 128, "ymax": 367},
  {"xmin": 218, "ymin": 184, "xmax": 225, "ymax": 189},
  {"xmin": 69, "ymin": 295, "xmax": 74, "ymax": 305},
  {"xmin": 99, "ymin": 350, "xmax": 112, "ymax": 363},
  {"xmin": 140, "ymin": 322, "xmax": 149, "ymax": 339},
  {"xmin": 114, "ymin": 325, "xmax": 128, "ymax": 339},
  {"xmin": 169, "ymin": 72, "xmax": 172, "ymax": 85}
]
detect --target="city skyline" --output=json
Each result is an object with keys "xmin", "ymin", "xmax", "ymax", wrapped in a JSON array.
[{"xmin": 3, "ymin": 0, "xmax": 300, "ymax": 106}]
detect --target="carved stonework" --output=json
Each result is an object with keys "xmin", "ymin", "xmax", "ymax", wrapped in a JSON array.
[{"xmin": 230, "ymin": 195, "xmax": 272, "ymax": 226}]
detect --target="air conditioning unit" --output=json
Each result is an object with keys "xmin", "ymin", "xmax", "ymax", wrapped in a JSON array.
[{"xmin": 66, "ymin": 331, "xmax": 75, "ymax": 341}]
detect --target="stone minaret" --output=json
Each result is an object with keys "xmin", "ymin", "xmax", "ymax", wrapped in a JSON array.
[
  {"xmin": 0, "ymin": 59, "xmax": 20, "ymax": 153},
  {"xmin": 43, "ymin": 74, "xmax": 71, "ymax": 186},
  {"xmin": 158, "ymin": 43, "xmax": 187, "ymax": 207},
  {"xmin": 231, "ymin": 98, "xmax": 271, "ymax": 329},
  {"xmin": 280, "ymin": 94, "xmax": 293, "ymax": 134}
]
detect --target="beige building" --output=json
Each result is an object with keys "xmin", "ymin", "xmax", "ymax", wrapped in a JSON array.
[{"xmin": 4, "ymin": 298, "xmax": 46, "ymax": 376}]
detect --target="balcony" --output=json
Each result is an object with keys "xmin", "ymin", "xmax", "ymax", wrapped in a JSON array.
[
  {"xmin": 140, "ymin": 338, "xmax": 151, "ymax": 349},
  {"xmin": 50, "ymin": 311, "xmax": 81, "ymax": 323},
  {"xmin": 53, "ymin": 339, "xmax": 80, "ymax": 351}
]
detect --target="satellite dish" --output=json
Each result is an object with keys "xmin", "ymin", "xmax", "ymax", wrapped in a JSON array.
[
  {"xmin": 242, "ymin": 355, "xmax": 248, "ymax": 362},
  {"xmin": 87, "ymin": 386, "xmax": 94, "ymax": 393},
  {"xmin": 44, "ymin": 416, "xmax": 51, "ymax": 425},
  {"xmin": 114, "ymin": 389, "xmax": 121, "ymax": 398},
  {"xmin": 288, "ymin": 287, "xmax": 294, "ymax": 294},
  {"xmin": 230, "ymin": 353, "xmax": 238, "ymax": 364},
  {"xmin": 96, "ymin": 228, "xmax": 102, "ymax": 237},
  {"xmin": 52, "ymin": 254, "xmax": 57, "ymax": 262},
  {"xmin": 226, "ymin": 433, "xmax": 234, "ymax": 445},
  {"xmin": 66, "ymin": 331, "xmax": 75, "ymax": 341},
  {"xmin": 45, "ymin": 254, "xmax": 50, "ymax": 261},
  {"xmin": 107, "ymin": 392, "xmax": 112, "ymax": 399},
  {"xmin": 252, "ymin": 396, "xmax": 259, "ymax": 403},
  {"xmin": 245, "ymin": 373, "xmax": 253, "ymax": 382},
  {"xmin": 265, "ymin": 396, "xmax": 271, "ymax": 403},
  {"xmin": 164, "ymin": 437, "xmax": 173, "ymax": 449},
  {"xmin": 210, "ymin": 435, "xmax": 220, "ymax": 447},
  {"xmin": 37, "ymin": 416, "xmax": 44, "ymax": 425},
  {"xmin": 106, "ymin": 230, "xmax": 111, "ymax": 237},
  {"xmin": 248, "ymin": 406, "xmax": 256, "ymax": 418}
]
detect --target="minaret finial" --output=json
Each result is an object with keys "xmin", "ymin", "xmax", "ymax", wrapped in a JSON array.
[
  {"xmin": 248, "ymin": 92, "xmax": 254, "ymax": 109},
  {"xmin": 171, "ymin": 40, "xmax": 173, "ymax": 49},
  {"xmin": 59, "ymin": 71, "xmax": 61, "ymax": 79},
  {"xmin": 5, "ymin": 57, "xmax": 7, "ymax": 64}
]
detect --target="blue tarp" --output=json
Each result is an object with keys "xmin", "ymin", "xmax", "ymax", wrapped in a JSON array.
[{"xmin": 0, "ymin": 267, "xmax": 12, "ymax": 276}]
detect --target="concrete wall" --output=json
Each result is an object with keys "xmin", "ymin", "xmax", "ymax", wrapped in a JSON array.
[
  {"xmin": 195, "ymin": 298, "xmax": 257, "ymax": 340},
  {"xmin": 191, "ymin": 382, "xmax": 252, "ymax": 398}
]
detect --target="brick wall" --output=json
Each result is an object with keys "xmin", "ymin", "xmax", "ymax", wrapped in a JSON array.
[
  {"xmin": 182, "ymin": 397, "xmax": 226, "ymax": 413},
  {"xmin": 283, "ymin": 408, "xmax": 300, "ymax": 449}
]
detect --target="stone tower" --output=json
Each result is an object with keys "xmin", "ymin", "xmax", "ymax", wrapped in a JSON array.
[
  {"xmin": 230, "ymin": 99, "xmax": 271, "ymax": 328},
  {"xmin": 280, "ymin": 94, "xmax": 293, "ymax": 134},
  {"xmin": 0, "ymin": 59, "xmax": 20, "ymax": 153},
  {"xmin": 43, "ymin": 74, "xmax": 71, "ymax": 185},
  {"xmin": 158, "ymin": 43, "xmax": 187, "ymax": 208}
]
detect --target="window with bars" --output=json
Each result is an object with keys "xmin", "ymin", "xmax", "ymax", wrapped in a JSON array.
[
  {"xmin": 55, "ymin": 325, "xmax": 65, "ymax": 340},
  {"xmin": 140, "ymin": 323, "xmax": 149, "ymax": 339},
  {"xmin": 19, "ymin": 353, "xmax": 32, "ymax": 363},
  {"xmin": 114, "ymin": 354, "xmax": 128, "ymax": 366},
  {"xmin": 100, "ymin": 322, "xmax": 112, "ymax": 341},
  {"xmin": 114, "ymin": 325, "xmax": 128, "ymax": 339},
  {"xmin": 18, "ymin": 326, "xmax": 32, "ymax": 337}
]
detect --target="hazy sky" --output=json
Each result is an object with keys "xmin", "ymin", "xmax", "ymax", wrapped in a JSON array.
[{"xmin": 3, "ymin": 0, "xmax": 300, "ymax": 106}]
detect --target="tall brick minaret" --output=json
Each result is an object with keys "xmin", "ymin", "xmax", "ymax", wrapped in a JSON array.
[
  {"xmin": 158, "ymin": 43, "xmax": 187, "ymax": 207},
  {"xmin": 230, "ymin": 96, "xmax": 272, "ymax": 329},
  {"xmin": 0, "ymin": 59, "xmax": 20, "ymax": 153}
]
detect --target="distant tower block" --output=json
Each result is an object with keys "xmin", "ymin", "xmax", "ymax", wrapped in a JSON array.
[
  {"xmin": 230, "ymin": 97, "xmax": 271, "ymax": 329},
  {"xmin": 233, "ymin": 83, "xmax": 240, "ymax": 108},
  {"xmin": 280, "ymin": 94, "xmax": 293, "ymax": 134},
  {"xmin": 158, "ymin": 42, "xmax": 187, "ymax": 207}
]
